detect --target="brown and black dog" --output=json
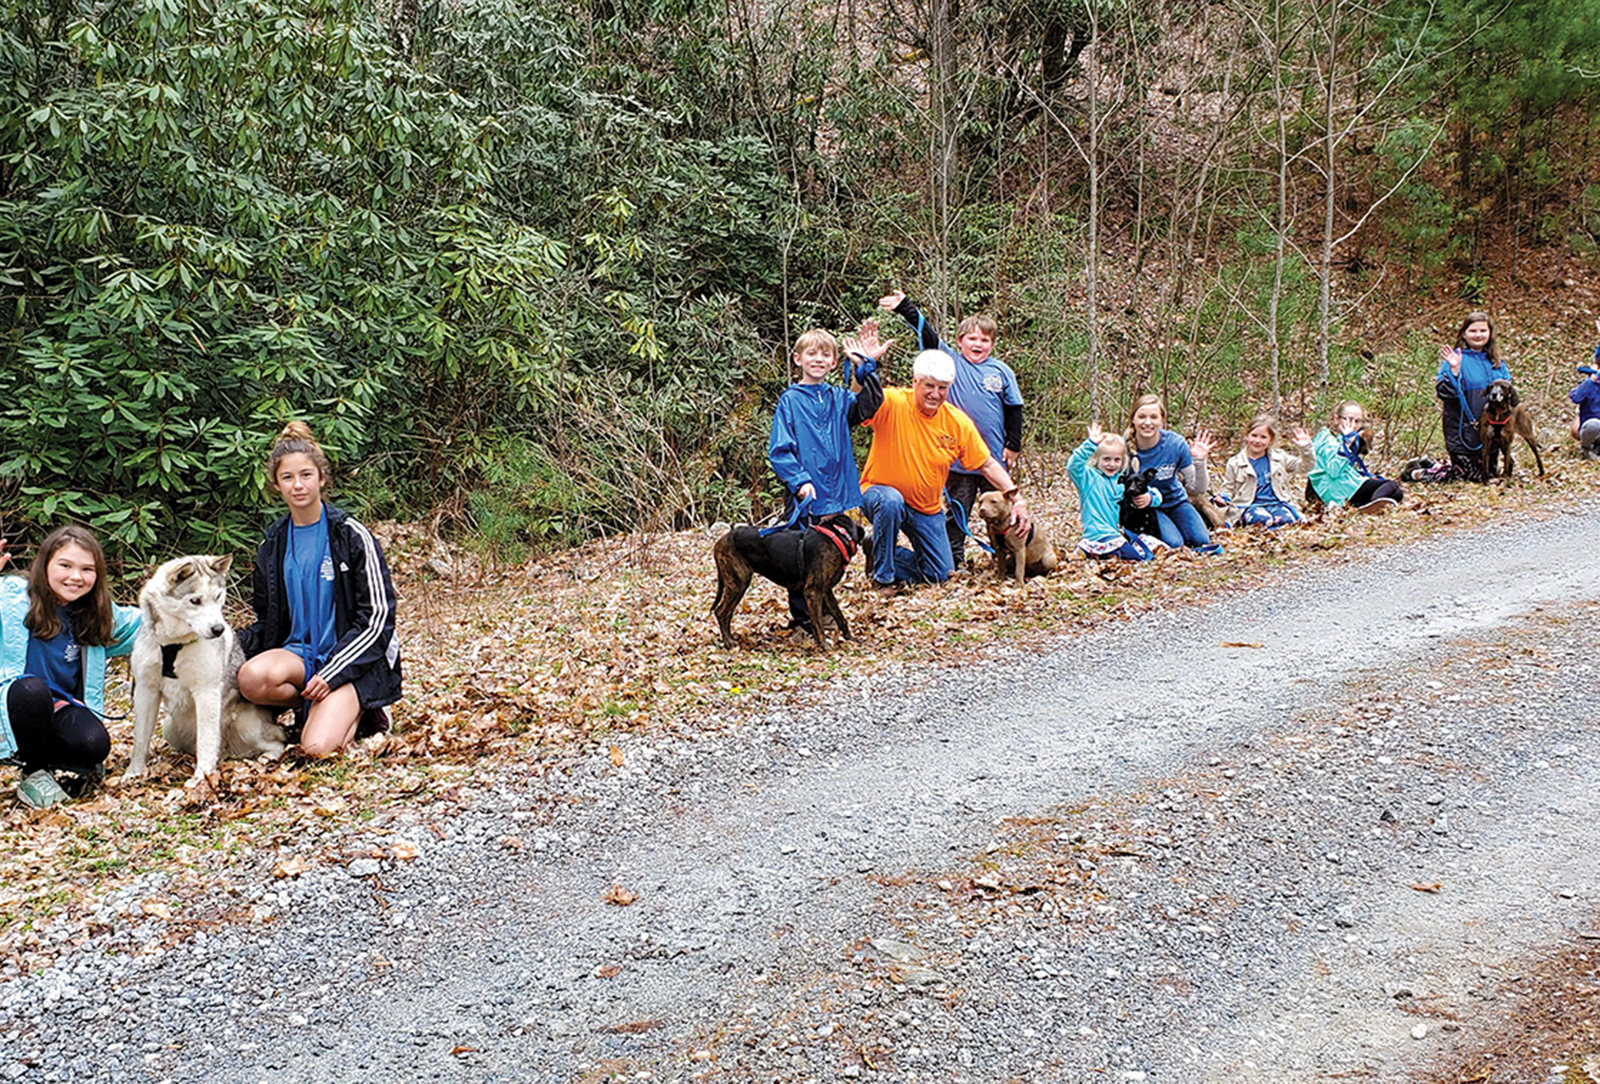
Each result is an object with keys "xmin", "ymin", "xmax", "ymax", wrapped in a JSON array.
[
  {"xmin": 1480, "ymin": 379, "xmax": 1544, "ymax": 479},
  {"xmin": 711, "ymin": 514, "xmax": 866, "ymax": 650},
  {"xmin": 973, "ymin": 490, "xmax": 1058, "ymax": 585}
]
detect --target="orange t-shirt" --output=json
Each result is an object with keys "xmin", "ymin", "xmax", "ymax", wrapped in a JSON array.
[{"xmin": 860, "ymin": 387, "xmax": 991, "ymax": 514}]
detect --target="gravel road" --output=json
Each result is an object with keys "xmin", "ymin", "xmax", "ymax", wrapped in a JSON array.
[{"xmin": 4, "ymin": 505, "xmax": 1599, "ymax": 1083}]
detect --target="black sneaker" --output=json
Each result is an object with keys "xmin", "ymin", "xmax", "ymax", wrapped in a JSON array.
[{"xmin": 355, "ymin": 706, "xmax": 393, "ymax": 738}]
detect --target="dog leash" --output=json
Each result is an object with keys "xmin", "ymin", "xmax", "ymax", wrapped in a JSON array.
[
  {"xmin": 944, "ymin": 488, "xmax": 996, "ymax": 556},
  {"xmin": 842, "ymin": 352, "xmax": 878, "ymax": 390},
  {"xmin": 759, "ymin": 495, "xmax": 813, "ymax": 538}
]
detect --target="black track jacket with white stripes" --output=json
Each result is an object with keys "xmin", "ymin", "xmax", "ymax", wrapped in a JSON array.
[{"xmin": 239, "ymin": 503, "xmax": 403, "ymax": 710}]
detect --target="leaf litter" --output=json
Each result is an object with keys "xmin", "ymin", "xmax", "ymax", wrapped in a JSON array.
[{"xmin": 0, "ymin": 456, "xmax": 1595, "ymax": 976}]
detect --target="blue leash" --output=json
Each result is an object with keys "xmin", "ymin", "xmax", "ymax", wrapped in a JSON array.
[
  {"xmin": 843, "ymin": 352, "xmax": 878, "ymax": 389},
  {"xmin": 760, "ymin": 496, "xmax": 813, "ymax": 537},
  {"xmin": 945, "ymin": 489, "xmax": 995, "ymax": 555}
]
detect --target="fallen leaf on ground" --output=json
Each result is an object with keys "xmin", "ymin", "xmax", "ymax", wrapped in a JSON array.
[
  {"xmin": 609, "ymin": 744, "xmax": 625, "ymax": 766},
  {"xmin": 140, "ymin": 900, "xmax": 172, "ymax": 920},
  {"xmin": 390, "ymin": 841, "xmax": 420, "ymax": 861},
  {"xmin": 1409, "ymin": 882, "xmax": 1443, "ymax": 893},
  {"xmin": 1220, "ymin": 641, "xmax": 1265, "ymax": 649},
  {"xmin": 273, "ymin": 856, "xmax": 312, "ymax": 879},
  {"xmin": 604, "ymin": 884, "xmax": 638, "ymax": 906}
]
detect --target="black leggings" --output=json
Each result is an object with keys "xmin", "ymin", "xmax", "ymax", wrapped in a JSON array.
[
  {"xmin": 1349, "ymin": 478, "xmax": 1404, "ymax": 508},
  {"xmin": 7, "ymin": 676, "xmax": 110, "ymax": 770}
]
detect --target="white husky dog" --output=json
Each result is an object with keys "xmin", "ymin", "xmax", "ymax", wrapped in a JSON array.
[{"xmin": 123, "ymin": 555, "xmax": 287, "ymax": 785}]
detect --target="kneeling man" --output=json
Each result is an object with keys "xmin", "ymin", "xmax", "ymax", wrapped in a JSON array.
[{"xmin": 861, "ymin": 349, "xmax": 1030, "ymax": 587}]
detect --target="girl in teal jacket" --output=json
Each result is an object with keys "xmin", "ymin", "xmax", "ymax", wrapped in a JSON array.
[
  {"xmin": 1308, "ymin": 401, "xmax": 1404, "ymax": 514},
  {"xmin": 0, "ymin": 526, "xmax": 140, "ymax": 772}
]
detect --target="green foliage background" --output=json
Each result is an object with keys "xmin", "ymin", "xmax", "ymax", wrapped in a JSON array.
[{"xmin": 3, "ymin": 0, "xmax": 1597, "ymax": 560}]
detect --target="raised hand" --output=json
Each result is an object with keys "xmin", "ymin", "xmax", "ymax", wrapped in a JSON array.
[
  {"xmin": 1190, "ymin": 428, "xmax": 1215, "ymax": 460},
  {"xmin": 877, "ymin": 289, "xmax": 907, "ymax": 312},
  {"xmin": 844, "ymin": 319, "xmax": 895, "ymax": 361},
  {"xmin": 1440, "ymin": 344, "xmax": 1462, "ymax": 375},
  {"xmin": 0, "ymin": 537, "xmax": 8, "ymax": 572},
  {"xmin": 1088, "ymin": 421, "xmax": 1104, "ymax": 443},
  {"xmin": 1292, "ymin": 425, "xmax": 1312, "ymax": 448}
]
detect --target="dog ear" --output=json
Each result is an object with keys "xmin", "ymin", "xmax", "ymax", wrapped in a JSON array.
[
  {"xmin": 167, "ymin": 561, "xmax": 197, "ymax": 587},
  {"xmin": 1506, "ymin": 384, "xmax": 1520, "ymax": 407},
  {"xmin": 1143, "ymin": 468, "xmax": 1158, "ymax": 482},
  {"xmin": 207, "ymin": 555, "xmax": 233, "ymax": 576}
]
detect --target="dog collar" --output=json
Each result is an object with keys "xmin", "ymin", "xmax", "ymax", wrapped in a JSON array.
[{"xmin": 811, "ymin": 522, "xmax": 858, "ymax": 563}]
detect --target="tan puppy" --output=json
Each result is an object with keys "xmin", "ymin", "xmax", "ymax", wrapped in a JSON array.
[{"xmin": 973, "ymin": 490, "xmax": 1058, "ymax": 585}]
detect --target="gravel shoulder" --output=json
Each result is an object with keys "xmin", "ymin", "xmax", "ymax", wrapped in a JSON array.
[{"xmin": 4, "ymin": 504, "xmax": 1599, "ymax": 1083}]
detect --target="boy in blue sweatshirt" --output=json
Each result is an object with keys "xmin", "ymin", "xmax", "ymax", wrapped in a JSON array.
[
  {"xmin": 767, "ymin": 327, "xmax": 885, "ymax": 631},
  {"xmin": 878, "ymin": 289, "xmax": 1024, "ymax": 563}
]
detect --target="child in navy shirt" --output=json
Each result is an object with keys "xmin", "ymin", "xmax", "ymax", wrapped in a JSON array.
[
  {"xmin": 766, "ymin": 326, "xmax": 884, "ymax": 631},
  {"xmin": 1125, "ymin": 394, "xmax": 1215, "ymax": 550}
]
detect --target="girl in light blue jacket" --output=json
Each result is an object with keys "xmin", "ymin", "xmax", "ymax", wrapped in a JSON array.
[
  {"xmin": 1, "ymin": 527, "xmax": 140, "ymax": 774},
  {"xmin": 1068, "ymin": 424, "xmax": 1161, "ymax": 561}
]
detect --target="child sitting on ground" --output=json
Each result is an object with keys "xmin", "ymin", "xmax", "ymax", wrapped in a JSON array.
[
  {"xmin": 1308, "ymin": 401, "xmax": 1404, "ymax": 514},
  {"xmin": 1570, "ymin": 316, "xmax": 1600, "ymax": 460},
  {"xmin": 1220, "ymin": 415, "xmax": 1314, "ymax": 528},
  {"xmin": 766, "ymin": 324, "xmax": 885, "ymax": 632},
  {"xmin": 1068, "ymin": 423, "xmax": 1162, "ymax": 561},
  {"xmin": 877, "ymin": 289, "xmax": 1023, "ymax": 564}
]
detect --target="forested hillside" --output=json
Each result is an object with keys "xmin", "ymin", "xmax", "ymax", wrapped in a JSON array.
[{"xmin": 4, "ymin": 0, "xmax": 1598, "ymax": 557}]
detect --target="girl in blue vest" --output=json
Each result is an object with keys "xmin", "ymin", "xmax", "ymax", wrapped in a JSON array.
[
  {"xmin": 1433, "ymin": 311, "xmax": 1510, "ymax": 483},
  {"xmin": 0, "ymin": 526, "xmax": 140, "ymax": 777}
]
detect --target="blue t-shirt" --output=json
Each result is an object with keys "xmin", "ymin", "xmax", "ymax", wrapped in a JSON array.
[
  {"xmin": 1131, "ymin": 430, "xmax": 1194, "ymax": 506},
  {"xmin": 25, "ymin": 607, "xmax": 82, "ymax": 700},
  {"xmin": 284, "ymin": 517, "xmax": 336, "ymax": 667},
  {"xmin": 947, "ymin": 357, "xmax": 1024, "ymax": 475},
  {"xmin": 1571, "ymin": 378, "xmax": 1600, "ymax": 426},
  {"xmin": 1249, "ymin": 456, "xmax": 1279, "ymax": 504}
]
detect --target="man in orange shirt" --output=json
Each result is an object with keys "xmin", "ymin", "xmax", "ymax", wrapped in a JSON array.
[{"xmin": 861, "ymin": 344, "xmax": 1031, "ymax": 588}]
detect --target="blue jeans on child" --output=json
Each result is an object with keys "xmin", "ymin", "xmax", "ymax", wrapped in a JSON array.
[
  {"xmin": 861, "ymin": 484, "xmax": 954, "ymax": 585},
  {"xmin": 1153, "ymin": 500, "xmax": 1211, "ymax": 549}
]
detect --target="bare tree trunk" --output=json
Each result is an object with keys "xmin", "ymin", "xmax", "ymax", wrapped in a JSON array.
[
  {"xmin": 1267, "ymin": 0, "xmax": 1288, "ymax": 418},
  {"xmin": 1317, "ymin": 0, "xmax": 1337, "ymax": 387},
  {"xmin": 1085, "ymin": 19, "xmax": 1101, "ymax": 420},
  {"xmin": 930, "ymin": 0, "xmax": 957, "ymax": 325}
]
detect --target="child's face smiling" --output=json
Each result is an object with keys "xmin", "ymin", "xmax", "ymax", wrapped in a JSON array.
[
  {"xmin": 1244, "ymin": 425, "xmax": 1273, "ymax": 458},
  {"xmin": 1462, "ymin": 320, "xmax": 1491, "ymax": 350},
  {"xmin": 47, "ymin": 543, "xmax": 98, "ymax": 605},
  {"xmin": 1098, "ymin": 448, "xmax": 1125, "ymax": 475},
  {"xmin": 795, "ymin": 343, "xmax": 837, "ymax": 383},
  {"xmin": 957, "ymin": 328, "xmax": 993, "ymax": 365}
]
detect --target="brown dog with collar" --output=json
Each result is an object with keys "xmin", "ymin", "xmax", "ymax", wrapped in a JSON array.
[
  {"xmin": 712, "ymin": 514, "xmax": 866, "ymax": 650},
  {"xmin": 973, "ymin": 490, "xmax": 1058, "ymax": 585},
  {"xmin": 1479, "ymin": 379, "xmax": 1544, "ymax": 479}
]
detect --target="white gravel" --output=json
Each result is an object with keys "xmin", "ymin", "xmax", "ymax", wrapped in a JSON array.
[{"xmin": 3, "ymin": 502, "xmax": 1599, "ymax": 1083}]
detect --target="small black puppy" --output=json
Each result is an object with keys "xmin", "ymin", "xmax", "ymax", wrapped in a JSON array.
[
  {"xmin": 1119, "ymin": 467, "xmax": 1160, "ymax": 538},
  {"xmin": 711, "ymin": 514, "xmax": 866, "ymax": 650}
]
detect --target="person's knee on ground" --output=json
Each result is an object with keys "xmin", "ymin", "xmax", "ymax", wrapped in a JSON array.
[{"xmin": 1580, "ymin": 418, "xmax": 1600, "ymax": 457}]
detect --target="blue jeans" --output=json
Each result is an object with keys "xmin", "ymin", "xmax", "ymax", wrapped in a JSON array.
[
  {"xmin": 1154, "ymin": 500, "xmax": 1211, "ymax": 548},
  {"xmin": 861, "ymin": 485, "xmax": 954, "ymax": 585}
]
